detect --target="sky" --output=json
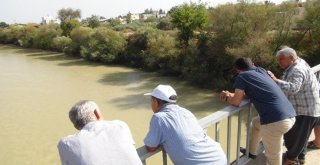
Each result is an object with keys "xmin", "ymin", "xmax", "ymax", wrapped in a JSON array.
[{"xmin": 0, "ymin": 0, "xmax": 290, "ymax": 24}]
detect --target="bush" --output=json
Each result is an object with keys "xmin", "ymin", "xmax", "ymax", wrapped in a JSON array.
[
  {"xmin": 0, "ymin": 25, "xmax": 24, "ymax": 44},
  {"xmin": 33, "ymin": 23, "xmax": 62, "ymax": 50},
  {"xmin": 124, "ymin": 27, "xmax": 179, "ymax": 73},
  {"xmin": 52, "ymin": 36, "xmax": 72, "ymax": 52},
  {"xmin": 65, "ymin": 26, "xmax": 93, "ymax": 56},
  {"xmin": 80, "ymin": 27, "xmax": 127, "ymax": 63},
  {"xmin": 18, "ymin": 24, "xmax": 37, "ymax": 48}
]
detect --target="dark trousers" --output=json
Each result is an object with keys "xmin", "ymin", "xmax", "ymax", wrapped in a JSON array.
[{"xmin": 284, "ymin": 115, "xmax": 318, "ymax": 160}]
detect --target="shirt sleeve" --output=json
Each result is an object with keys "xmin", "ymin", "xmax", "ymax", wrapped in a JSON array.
[
  {"xmin": 117, "ymin": 120, "xmax": 136, "ymax": 145},
  {"xmin": 144, "ymin": 115, "xmax": 163, "ymax": 147},
  {"xmin": 234, "ymin": 75, "xmax": 246, "ymax": 91},
  {"xmin": 57, "ymin": 140, "xmax": 68, "ymax": 165},
  {"xmin": 276, "ymin": 69, "xmax": 304, "ymax": 94}
]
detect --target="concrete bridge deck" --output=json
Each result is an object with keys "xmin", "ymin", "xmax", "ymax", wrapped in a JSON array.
[{"xmin": 247, "ymin": 132, "xmax": 320, "ymax": 165}]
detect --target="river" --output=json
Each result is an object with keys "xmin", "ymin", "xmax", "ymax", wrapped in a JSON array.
[{"xmin": 0, "ymin": 44, "xmax": 234, "ymax": 165}]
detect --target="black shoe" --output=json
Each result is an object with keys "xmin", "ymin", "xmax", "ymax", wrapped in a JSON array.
[{"xmin": 240, "ymin": 147, "xmax": 257, "ymax": 159}]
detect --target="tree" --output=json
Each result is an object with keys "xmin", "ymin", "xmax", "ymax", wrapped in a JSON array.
[
  {"xmin": 294, "ymin": 0, "xmax": 320, "ymax": 66},
  {"xmin": 126, "ymin": 12, "xmax": 132, "ymax": 24},
  {"xmin": 157, "ymin": 17, "xmax": 173, "ymax": 30},
  {"xmin": 82, "ymin": 15, "xmax": 101, "ymax": 28},
  {"xmin": 108, "ymin": 18, "xmax": 121, "ymax": 27},
  {"xmin": 0, "ymin": 22, "xmax": 9, "ymax": 28},
  {"xmin": 58, "ymin": 8, "xmax": 81, "ymax": 22},
  {"xmin": 60, "ymin": 19, "xmax": 81, "ymax": 36},
  {"xmin": 170, "ymin": 2, "xmax": 208, "ymax": 46}
]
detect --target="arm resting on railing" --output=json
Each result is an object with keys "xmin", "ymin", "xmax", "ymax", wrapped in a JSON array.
[{"xmin": 145, "ymin": 145, "xmax": 158, "ymax": 152}]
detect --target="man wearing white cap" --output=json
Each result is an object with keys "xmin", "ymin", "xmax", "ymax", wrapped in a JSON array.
[{"xmin": 143, "ymin": 85, "xmax": 227, "ymax": 165}]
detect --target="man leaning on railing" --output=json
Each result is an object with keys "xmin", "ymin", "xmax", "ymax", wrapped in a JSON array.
[
  {"xmin": 220, "ymin": 57, "xmax": 296, "ymax": 165},
  {"xmin": 143, "ymin": 85, "xmax": 227, "ymax": 165}
]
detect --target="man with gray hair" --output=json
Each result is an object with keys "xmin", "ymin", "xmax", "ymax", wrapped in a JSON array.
[
  {"xmin": 57, "ymin": 100, "xmax": 142, "ymax": 165},
  {"xmin": 268, "ymin": 47, "xmax": 320, "ymax": 165}
]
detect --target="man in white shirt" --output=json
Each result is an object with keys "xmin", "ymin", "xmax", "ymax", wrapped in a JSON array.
[{"xmin": 57, "ymin": 100, "xmax": 142, "ymax": 165}]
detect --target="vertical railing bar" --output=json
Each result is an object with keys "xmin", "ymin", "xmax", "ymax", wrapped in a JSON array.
[
  {"xmin": 245, "ymin": 103, "xmax": 253, "ymax": 157},
  {"xmin": 162, "ymin": 149, "xmax": 167, "ymax": 165},
  {"xmin": 236, "ymin": 110, "xmax": 242, "ymax": 164},
  {"xmin": 215, "ymin": 122, "xmax": 220, "ymax": 142},
  {"xmin": 227, "ymin": 115, "xmax": 232, "ymax": 164}
]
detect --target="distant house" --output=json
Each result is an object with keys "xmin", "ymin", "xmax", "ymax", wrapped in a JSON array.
[
  {"xmin": 140, "ymin": 10, "xmax": 167, "ymax": 20},
  {"xmin": 110, "ymin": 10, "xmax": 168, "ymax": 24},
  {"xmin": 131, "ymin": 14, "xmax": 140, "ymax": 21},
  {"xmin": 41, "ymin": 15, "xmax": 60, "ymax": 24}
]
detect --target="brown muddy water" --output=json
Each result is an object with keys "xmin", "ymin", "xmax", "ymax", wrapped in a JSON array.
[{"xmin": 0, "ymin": 44, "xmax": 246, "ymax": 165}]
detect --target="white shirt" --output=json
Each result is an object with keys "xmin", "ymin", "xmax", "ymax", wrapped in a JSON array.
[{"xmin": 58, "ymin": 120, "xmax": 142, "ymax": 165}]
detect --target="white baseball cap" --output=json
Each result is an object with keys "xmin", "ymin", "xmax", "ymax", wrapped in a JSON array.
[{"xmin": 144, "ymin": 85, "xmax": 177, "ymax": 103}]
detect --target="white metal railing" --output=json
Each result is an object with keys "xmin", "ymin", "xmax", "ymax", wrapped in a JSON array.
[{"xmin": 136, "ymin": 64, "xmax": 320, "ymax": 165}]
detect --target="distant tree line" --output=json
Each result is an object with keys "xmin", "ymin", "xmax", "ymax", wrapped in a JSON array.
[{"xmin": 0, "ymin": 0, "xmax": 320, "ymax": 90}]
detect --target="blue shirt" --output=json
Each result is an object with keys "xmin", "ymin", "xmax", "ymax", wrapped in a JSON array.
[
  {"xmin": 234, "ymin": 67, "xmax": 296, "ymax": 124},
  {"xmin": 144, "ymin": 104, "xmax": 227, "ymax": 165}
]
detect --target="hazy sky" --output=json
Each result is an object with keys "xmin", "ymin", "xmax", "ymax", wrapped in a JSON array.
[{"xmin": 0, "ymin": 0, "xmax": 289, "ymax": 24}]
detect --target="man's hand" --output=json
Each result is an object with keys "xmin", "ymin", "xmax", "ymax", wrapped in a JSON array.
[
  {"xmin": 267, "ymin": 70, "xmax": 278, "ymax": 81},
  {"xmin": 219, "ymin": 90, "xmax": 230, "ymax": 102}
]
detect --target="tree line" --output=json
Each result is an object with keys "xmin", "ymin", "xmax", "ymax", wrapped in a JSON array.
[{"xmin": 0, "ymin": 0, "xmax": 319, "ymax": 90}]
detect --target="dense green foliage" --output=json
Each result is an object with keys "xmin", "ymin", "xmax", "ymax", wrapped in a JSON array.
[
  {"xmin": 1, "ymin": 0, "xmax": 320, "ymax": 90},
  {"xmin": 60, "ymin": 19, "xmax": 81, "ymax": 36},
  {"xmin": 123, "ymin": 28, "xmax": 179, "ymax": 73},
  {"xmin": 57, "ymin": 8, "xmax": 81, "ymax": 22},
  {"xmin": 170, "ymin": 2, "xmax": 208, "ymax": 46},
  {"xmin": 80, "ymin": 27, "xmax": 127, "ymax": 63}
]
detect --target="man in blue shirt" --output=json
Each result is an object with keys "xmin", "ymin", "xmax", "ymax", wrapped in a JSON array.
[
  {"xmin": 144, "ymin": 84, "xmax": 227, "ymax": 165},
  {"xmin": 220, "ymin": 57, "xmax": 296, "ymax": 165}
]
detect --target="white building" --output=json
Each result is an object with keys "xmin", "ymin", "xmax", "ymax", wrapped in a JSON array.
[{"xmin": 41, "ymin": 15, "xmax": 60, "ymax": 24}]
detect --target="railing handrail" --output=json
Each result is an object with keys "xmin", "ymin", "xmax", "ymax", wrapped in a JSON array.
[
  {"xmin": 311, "ymin": 64, "xmax": 320, "ymax": 73},
  {"xmin": 198, "ymin": 100, "xmax": 250, "ymax": 128}
]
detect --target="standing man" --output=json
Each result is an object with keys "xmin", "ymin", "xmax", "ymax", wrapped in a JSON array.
[
  {"xmin": 220, "ymin": 57, "xmax": 296, "ymax": 165},
  {"xmin": 57, "ymin": 100, "xmax": 142, "ymax": 165},
  {"xmin": 268, "ymin": 47, "xmax": 320, "ymax": 164},
  {"xmin": 144, "ymin": 84, "xmax": 227, "ymax": 165}
]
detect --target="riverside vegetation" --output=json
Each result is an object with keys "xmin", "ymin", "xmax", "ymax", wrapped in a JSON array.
[{"xmin": 1, "ymin": 0, "xmax": 320, "ymax": 90}]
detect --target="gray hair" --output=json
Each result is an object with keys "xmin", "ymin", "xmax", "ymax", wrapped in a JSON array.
[
  {"xmin": 276, "ymin": 47, "xmax": 298, "ymax": 60},
  {"xmin": 69, "ymin": 100, "xmax": 99, "ymax": 130}
]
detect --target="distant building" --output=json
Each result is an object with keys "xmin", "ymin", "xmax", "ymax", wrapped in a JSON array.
[
  {"xmin": 131, "ymin": 14, "xmax": 140, "ymax": 21},
  {"xmin": 109, "ymin": 10, "xmax": 168, "ymax": 24},
  {"xmin": 41, "ymin": 15, "xmax": 60, "ymax": 24},
  {"xmin": 140, "ymin": 10, "xmax": 167, "ymax": 20}
]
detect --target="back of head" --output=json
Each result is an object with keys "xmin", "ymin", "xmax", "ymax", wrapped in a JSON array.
[
  {"xmin": 69, "ymin": 100, "xmax": 99, "ymax": 130},
  {"xmin": 276, "ymin": 47, "xmax": 298, "ymax": 60},
  {"xmin": 234, "ymin": 57, "xmax": 253, "ymax": 71}
]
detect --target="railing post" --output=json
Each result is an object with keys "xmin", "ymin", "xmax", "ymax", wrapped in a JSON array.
[
  {"xmin": 162, "ymin": 149, "xmax": 167, "ymax": 165},
  {"xmin": 215, "ymin": 122, "xmax": 220, "ymax": 142},
  {"xmin": 235, "ymin": 110, "xmax": 243, "ymax": 164},
  {"xmin": 245, "ymin": 103, "xmax": 253, "ymax": 157},
  {"xmin": 227, "ymin": 115, "xmax": 232, "ymax": 164}
]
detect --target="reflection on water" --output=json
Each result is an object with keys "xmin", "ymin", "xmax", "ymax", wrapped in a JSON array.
[{"xmin": 0, "ymin": 45, "xmax": 247, "ymax": 165}]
